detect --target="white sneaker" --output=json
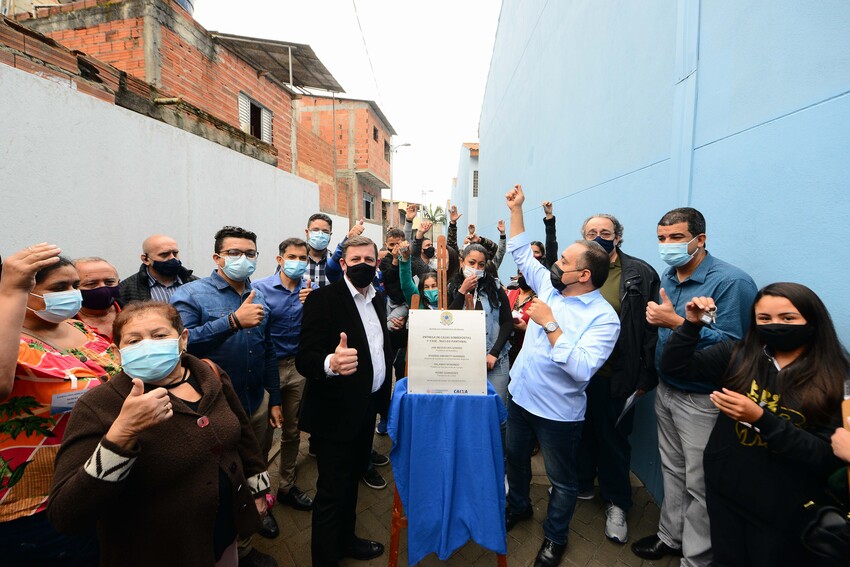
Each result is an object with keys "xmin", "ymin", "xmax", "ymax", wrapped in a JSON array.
[{"xmin": 604, "ymin": 503, "xmax": 628, "ymax": 544}]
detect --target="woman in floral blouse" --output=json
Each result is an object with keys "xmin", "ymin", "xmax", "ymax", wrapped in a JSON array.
[{"xmin": 0, "ymin": 244, "xmax": 118, "ymax": 565}]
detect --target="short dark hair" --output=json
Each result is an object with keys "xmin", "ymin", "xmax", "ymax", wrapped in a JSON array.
[
  {"xmin": 658, "ymin": 207, "xmax": 706, "ymax": 237},
  {"xmin": 113, "ymin": 301, "xmax": 184, "ymax": 346},
  {"xmin": 214, "ymin": 226, "xmax": 257, "ymax": 253},
  {"xmin": 35, "ymin": 255, "xmax": 74, "ymax": 284},
  {"xmin": 385, "ymin": 227, "xmax": 404, "ymax": 240},
  {"xmin": 278, "ymin": 237, "xmax": 308, "ymax": 256},
  {"xmin": 342, "ymin": 235, "xmax": 378, "ymax": 260},
  {"xmin": 574, "ymin": 240, "xmax": 610, "ymax": 289},
  {"xmin": 307, "ymin": 213, "xmax": 333, "ymax": 229}
]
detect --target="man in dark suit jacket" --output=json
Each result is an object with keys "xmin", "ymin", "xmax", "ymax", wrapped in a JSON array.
[{"xmin": 296, "ymin": 235, "xmax": 392, "ymax": 567}]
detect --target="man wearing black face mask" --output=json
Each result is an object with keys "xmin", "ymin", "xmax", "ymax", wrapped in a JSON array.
[
  {"xmin": 573, "ymin": 214, "xmax": 660, "ymax": 545},
  {"xmin": 297, "ymin": 235, "xmax": 393, "ymax": 566},
  {"xmin": 119, "ymin": 234, "xmax": 197, "ymax": 304}
]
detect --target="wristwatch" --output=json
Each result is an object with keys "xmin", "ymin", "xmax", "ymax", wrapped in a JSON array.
[{"xmin": 543, "ymin": 321, "xmax": 560, "ymax": 334}]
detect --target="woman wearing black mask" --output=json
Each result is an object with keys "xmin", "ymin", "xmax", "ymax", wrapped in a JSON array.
[
  {"xmin": 506, "ymin": 271, "xmax": 536, "ymax": 367},
  {"xmin": 659, "ymin": 282, "xmax": 848, "ymax": 567}
]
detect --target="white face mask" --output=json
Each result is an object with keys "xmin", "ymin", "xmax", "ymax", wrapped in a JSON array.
[{"xmin": 464, "ymin": 266, "xmax": 484, "ymax": 280}]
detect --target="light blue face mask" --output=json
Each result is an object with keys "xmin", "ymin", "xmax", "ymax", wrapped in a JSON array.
[
  {"xmin": 222, "ymin": 254, "xmax": 257, "ymax": 281},
  {"xmin": 423, "ymin": 289, "xmax": 439, "ymax": 304},
  {"xmin": 120, "ymin": 338, "xmax": 181, "ymax": 383},
  {"xmin": 308, "ymin": 230, "xmax": 330, "ymax": 251},
  {"xmin": 659, "ymin": 236, "xmax": 698, "ymax": 267},
  {"xmin": 283, "ymin": 260, "xmax": 308, "ymax": 279},
  {"xmin": 29, "ymin": 289, "xmax": 83, "ymax": 323}
]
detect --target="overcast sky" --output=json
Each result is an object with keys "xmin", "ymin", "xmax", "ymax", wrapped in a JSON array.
[{"xmin": 193, "ymin": 0, "xmax": 501, "ymax": 209}]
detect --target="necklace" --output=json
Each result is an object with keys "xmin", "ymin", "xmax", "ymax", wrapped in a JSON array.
[{"xmin": 161, "ymin": 366, "xmax": 191, "ymax": 390}]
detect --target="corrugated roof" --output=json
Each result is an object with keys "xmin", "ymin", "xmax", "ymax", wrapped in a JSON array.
[{"xmin": 210, "ymin": 32, "xmax": 344, "ymax": 93}]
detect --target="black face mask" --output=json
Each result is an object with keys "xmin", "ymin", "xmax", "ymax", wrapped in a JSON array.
[
  {"xmin": 517, "ymin": 275, "xmax": 531, "ymax": 291},
  {"xmin": 756, "ymin": 323, "xmax": 815, "ymax": 352},
  {"xmin": 151, "ymin": 258, "xmax": 183, "ymax": 277},
  {"xmin": 345, "ymin": 262, "xmax": 377, "ymax": 289},
  {"xmin": 423, "ymin": 247, "xmax": 435, "ymax": 259},
  {"xmin": 550, "ymin": 264, "xmax": 567, "ymax": 292},
  {"xmin": 80, "ymin": 286, "xmax": 120, "ymax": 310}
]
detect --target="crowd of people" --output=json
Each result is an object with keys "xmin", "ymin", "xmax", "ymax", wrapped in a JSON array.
[{"xmin": 0, "ymin": 186, "xmax": 848, "ymax": 567}]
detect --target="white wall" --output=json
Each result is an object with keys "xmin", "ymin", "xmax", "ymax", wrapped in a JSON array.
[
  {"xmin": 325, "ymin": 214, "xmax": 385, "ymax": 252},
  {"xmin": 0, "ymin": 63, "xmax": 320, "ymax": 281}
]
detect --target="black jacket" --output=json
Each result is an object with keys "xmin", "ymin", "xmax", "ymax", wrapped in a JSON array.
[
  {"xmin": 118, "ymin": 263, "xmax": 197, "ymax": 304},
  {"xmin": 661, "ymin": 321, "xmax": 843, "ymax": 536},
  {"xmin": 296, "ymin": 279, "xmax": 393, "ymax": 441},
  {"xmin": 605, "ymin": 250, "xmax": 660, "ymax": 398}
]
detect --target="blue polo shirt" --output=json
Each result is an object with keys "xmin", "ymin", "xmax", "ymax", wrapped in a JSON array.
[
  {"xmin": 655, "ymin": 252, "xmax": 758, "ymax": 394},
  {"xmin": 171, "ymin": 270, "xmax": 281, "ymax": 414},
  {"xmin": 252, "ymin": 273, "xmax": 317, "ymax": 359}
]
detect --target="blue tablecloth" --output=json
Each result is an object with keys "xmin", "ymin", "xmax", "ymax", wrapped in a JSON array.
[{"xmin": 388, "ymin": 378, "xmax": 508, "ymax": 564}]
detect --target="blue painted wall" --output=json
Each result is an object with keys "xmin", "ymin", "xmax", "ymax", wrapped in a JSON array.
[
  {"xmin": 478, "ymin": 0, "xmax": 850, "ymax": 501},
  {"xmin": 450, "ymin": 145, "xmax": 479, "ymax": 227}
]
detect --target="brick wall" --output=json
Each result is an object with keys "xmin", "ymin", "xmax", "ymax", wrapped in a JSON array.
[
  {"xmin": 43, "ymin": 18, "xmax": 145, "ymax": 77},
  {"xmin": 158, "ymin": 26, "xmax": 294, "ymax": 171}
]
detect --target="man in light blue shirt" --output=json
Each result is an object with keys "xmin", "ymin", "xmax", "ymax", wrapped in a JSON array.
[{"xmin": 503, "ymin": 185, "xmax": 620, "ymax": 567}]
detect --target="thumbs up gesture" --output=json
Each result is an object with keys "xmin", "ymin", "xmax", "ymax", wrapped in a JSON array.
[
  {"xmin": 646, "ymin": 288, "xmax": 685, "ymax": 329},
  {"xmin": 298, "ymin": 277, "xmax": 313, "ymax": 304},
  {"xmin": 347, "ymin": 218, "xmax": 366, "ymax": 239},
  {"xmin": 234, "ymin": 290, "xmax": 264, "ymax": 328},
  {"xmin": 329, "ymin": 332, "xmax": 358, "ymax": 375},
  {"xmin": 105, "ymin": 378, "xmax": 173, "ymax": 450}
]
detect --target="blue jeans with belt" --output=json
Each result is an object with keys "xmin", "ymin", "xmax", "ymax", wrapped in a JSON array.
[{"xmin": 505, "ymin": 399, "xmax": 582, "ymax": 545}]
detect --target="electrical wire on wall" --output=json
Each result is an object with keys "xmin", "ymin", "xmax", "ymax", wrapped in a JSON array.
[{"xmin": 351, "ymin": 0, "xmax": 383, "ymax": 108}]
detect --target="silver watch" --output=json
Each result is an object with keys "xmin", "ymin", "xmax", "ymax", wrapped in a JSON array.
[{"xmin": 543, "ymin": 321, "xmax": 560, "ymax": 334}]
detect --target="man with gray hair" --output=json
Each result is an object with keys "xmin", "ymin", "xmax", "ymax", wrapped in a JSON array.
[{"xmin": 574, "ymin": 213, "xmax": 660, "ymax": 545}]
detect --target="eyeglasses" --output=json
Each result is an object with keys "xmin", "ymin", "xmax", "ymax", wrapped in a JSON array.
[
  {"xmin": 584, "ymin": 230, "xmax": 614, "ymax": 240},
  {"xmin": 219, "ymin": 249, "xmax": 259, "ymax": 259}
]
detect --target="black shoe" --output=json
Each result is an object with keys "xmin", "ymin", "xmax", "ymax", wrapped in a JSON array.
[
  {"xmin": 630, "ymin": 534, "xmax": 683, "ymax": 560},
  {"xmin": 534, "ymin": 538, "xmax": 566, "ymax": 567},
  {"xmin": 370, "ymin": 450, "xmax": 390, "ymax": 467},
  {"xmin": 362, "ymin": 468, "xmax": 387, "ymax": 490},
  {"xmin": 505, "ymin": 507, "xmax": 533, "ymax": 532},
  {"xmin": 341, "ymin": 537, "xmax": 384, "ymax": 560},
  {"xmin": 239, "ymin": 548, "xmax": 278, "ymax": 567},
  {"xmin": 277, "ymin": 485, "xmax": 313, "ymax": 511},
  {"xmin": 258, "ymin": 511, "xmax": 279, "ymax": 539}
]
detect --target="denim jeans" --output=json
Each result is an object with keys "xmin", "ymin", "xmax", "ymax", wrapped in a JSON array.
[
  {"xmin": 506, "ymin": 399, "xmax": 582, "ymax": 545},
  {"xmin": 487, "ymin": 355, "xmax": 510, "ymax": 406},
  {"xmin": 0, "ymin": 511, "xmax": 98, "ymax": 566}
]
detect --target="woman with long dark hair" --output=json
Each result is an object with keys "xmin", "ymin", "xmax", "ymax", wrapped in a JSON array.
[
  {"xmin": 659, "ymin": 282, "xmax": 848, "ymax": 566},
  {"xmin": 448, "ymin": 244, "xmax": 512, "ymax": 404}
]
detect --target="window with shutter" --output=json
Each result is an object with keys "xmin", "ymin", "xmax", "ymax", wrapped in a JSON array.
[
  {"xmin": 261, "ymin": 108, "xmax": 273, "ymax": 144},
  {"xmin": 238, "ymin": 93, "xmax": 250, "ymax": 134}
]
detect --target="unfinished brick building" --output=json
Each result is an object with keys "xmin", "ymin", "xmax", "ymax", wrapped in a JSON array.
[{"xmin": 14, "ymin": 0, "xmax": 397, "ymax": 225}]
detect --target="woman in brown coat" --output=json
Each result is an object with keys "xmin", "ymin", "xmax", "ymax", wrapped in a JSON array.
[{"xmin": 48, "ymin": 302, "xmax": 270, "ymax": 567}]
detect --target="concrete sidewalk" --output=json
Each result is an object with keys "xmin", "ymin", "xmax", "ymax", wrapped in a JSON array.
[{"xmin": 254, "ymin": 431, "xmax": 678, "ymax": 567}]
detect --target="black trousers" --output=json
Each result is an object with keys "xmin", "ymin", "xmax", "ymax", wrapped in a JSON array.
[
  {"xmin": 310, "ymin": 397, "xmax": 377, "ymax": 567},
  {"xmin": 576, "ymin": 374, "xmax": 635, "ymax": 510},
  {"xmin": 708, "ymin": 487, "xmax": 815, "ymax": 567}
]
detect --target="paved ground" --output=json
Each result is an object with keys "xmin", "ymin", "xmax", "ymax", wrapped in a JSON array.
[{"xmin": 253, "ymin": 429, "xmax": 678, "ymax": 567}]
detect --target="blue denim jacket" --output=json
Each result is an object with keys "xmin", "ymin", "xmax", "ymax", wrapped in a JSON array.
[{"xmin": 171, "ymin": 270, "xmax": 281, "ymax": 414}]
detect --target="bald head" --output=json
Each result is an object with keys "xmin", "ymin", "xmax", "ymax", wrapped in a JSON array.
[{"xmin": 142, "ymin": 235, "xmax": 178, "ymax": 256}]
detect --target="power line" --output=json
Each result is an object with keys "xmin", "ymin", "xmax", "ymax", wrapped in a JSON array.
[{"xmin": 351, "ymin": 0, "xmax": 383, "ymax": 107}]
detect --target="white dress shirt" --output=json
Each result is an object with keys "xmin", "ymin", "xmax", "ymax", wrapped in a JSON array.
[
  {"xmin": 323, "ymin": 276, "xmax": 386, "ymax": 393},
  {"xmin": 507, "ymin": 232, "xmax": 620, "ymax": 422}
]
